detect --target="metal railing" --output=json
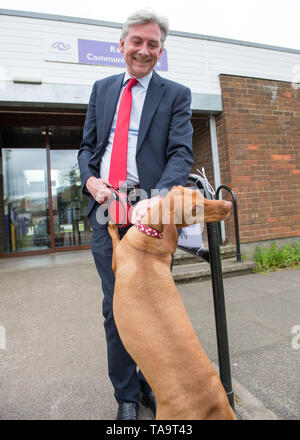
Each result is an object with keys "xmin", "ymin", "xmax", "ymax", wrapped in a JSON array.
[
  {"xmin": 216, "ymin": 185, "xmax": 241, "ymax": 262},
  {"xmin": 177, "ymin": 174, "xmax": 235, "ymax": 410}
]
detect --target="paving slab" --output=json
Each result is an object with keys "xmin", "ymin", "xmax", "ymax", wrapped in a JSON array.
[
  {"xmin": 178, "ymin": 269, "xmax": 300, "ymax": 420},
  {"xmin": 0, "ymin": 253, "xmax": 299, "ymax": 420}
]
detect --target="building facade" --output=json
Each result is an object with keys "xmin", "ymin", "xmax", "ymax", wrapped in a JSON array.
[{"xmin": 0, "ymin": 9, "xmax": 299, "ymax": 257}]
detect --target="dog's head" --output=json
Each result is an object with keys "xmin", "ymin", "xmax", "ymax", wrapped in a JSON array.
[{"xmin": 143, "ymin": 186, "xmax": 232, "ymax": 254}]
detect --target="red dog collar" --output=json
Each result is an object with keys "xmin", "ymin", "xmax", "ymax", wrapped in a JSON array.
[{"xmin": 135, "ymin": 221, "xmax": 163, "ymax": 239}]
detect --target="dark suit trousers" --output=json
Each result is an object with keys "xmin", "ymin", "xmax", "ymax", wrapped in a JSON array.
[{"xmin": 90, "ymin": 206, "xmax": 150, "ymax": 404}]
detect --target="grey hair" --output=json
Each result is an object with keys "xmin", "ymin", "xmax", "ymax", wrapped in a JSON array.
[{"xmin": 121, "ymin": 8, "xmax": 169, "ymax": 48}]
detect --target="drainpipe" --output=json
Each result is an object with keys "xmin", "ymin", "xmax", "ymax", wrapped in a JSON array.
[{"xmin": 209, "ymin": 115, "xmax": 225, "ymax": 242}]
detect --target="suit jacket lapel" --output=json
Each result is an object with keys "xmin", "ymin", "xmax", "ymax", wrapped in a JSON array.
[
  {"xmin": 137, "ymin": 71, "xmax": 166, "ymax": 153},
  {"xmin": 103, "ymin": 73, "xmax": 125, "ymax": 142}
]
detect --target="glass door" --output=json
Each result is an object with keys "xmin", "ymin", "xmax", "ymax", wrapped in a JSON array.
[
  {"xmin": 0, "ymin": 126, "xmax": 92, "ymax": 255},
  {"xmin": 50, "ymin": 149, "xmax": 91, "ymax": 248},
  {"xmin": 1, "ymin": 128, "xmax": 50, "ymax": 253},
  {"xmin": 49, "ymin": 127, "xmax": 91, "ymax": 248}
]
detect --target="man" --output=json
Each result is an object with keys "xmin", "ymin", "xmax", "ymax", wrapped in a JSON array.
[{"xmin": 78, "ymin": 8, "xmax": 194, "ymax": 420}]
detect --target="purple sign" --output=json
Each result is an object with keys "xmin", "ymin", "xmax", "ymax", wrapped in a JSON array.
[{"xmin": 78, "ymin": 39, "xmax": 168, "ymax": 71}]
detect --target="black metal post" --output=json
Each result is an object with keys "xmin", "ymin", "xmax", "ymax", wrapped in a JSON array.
[
  {"xmin": 206, "ymin": 221, "xmax": 235, "ymax": 409},
  {"xmin": 186, "ymin": 174, "xmax": 235, "ymax": 410},
  {"xmin": 216, "ymin": 185, "xmax": 241, "ymax": 262}
]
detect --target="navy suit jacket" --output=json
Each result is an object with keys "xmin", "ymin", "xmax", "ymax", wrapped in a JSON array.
[{"xmin": 78, "ymin": 70, "xmax": 194, "ymax": 217}]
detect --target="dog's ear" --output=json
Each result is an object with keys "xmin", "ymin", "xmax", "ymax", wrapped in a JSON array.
[{"xmin": 162, "ymin": 195, "xmax": 178, "ymax": 254}]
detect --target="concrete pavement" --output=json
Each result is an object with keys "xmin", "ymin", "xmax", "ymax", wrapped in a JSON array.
[{"xmin": 0, "ymin": 250, "xmax": 299, "ymax": 420}]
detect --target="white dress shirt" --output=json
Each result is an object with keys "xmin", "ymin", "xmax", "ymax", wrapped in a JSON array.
[{"xmin": 100, "ymin": 70, "xmax": 153, "ymax": 186}]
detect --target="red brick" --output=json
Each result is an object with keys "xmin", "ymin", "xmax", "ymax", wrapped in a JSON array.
[{"xmin": 214, "ymin": 75, "xmax": 300, "ymax": 244}]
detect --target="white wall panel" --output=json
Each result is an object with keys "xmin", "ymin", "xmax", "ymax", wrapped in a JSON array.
[{"xmin": 0, "ymin": 12, "xmax": 299, "ymax": 105}]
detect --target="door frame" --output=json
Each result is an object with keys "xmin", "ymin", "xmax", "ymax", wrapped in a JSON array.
[{"xmin": 0, "ymin": 121, "xmax": 91, "ymax": 258}]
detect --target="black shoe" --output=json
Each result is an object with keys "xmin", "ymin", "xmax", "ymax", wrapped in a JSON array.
[
  {"xmin": 140, "ymin": 388, "xmax": 156, "ymax": 417},
  {"xmin": 116, "ymin": 402, "xmax": 139, "ymax": 420}
]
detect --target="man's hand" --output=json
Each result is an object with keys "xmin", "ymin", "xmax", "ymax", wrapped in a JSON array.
[
  {"xmin": 130, "ymin": 196, "xmax": 163, "ymax": 224},
  {"xmin": 86, "ymin": 177, "xmax": 112, "ymax": 204}
]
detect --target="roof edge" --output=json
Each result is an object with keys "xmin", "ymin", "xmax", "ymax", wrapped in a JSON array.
[{"xmin": 1, "ymin": 8, "xmax": 299, "ymax": 55}]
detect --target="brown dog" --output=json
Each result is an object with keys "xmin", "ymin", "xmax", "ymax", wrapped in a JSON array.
[{"xmin": 108, "ymin": 186, "xmax": 236, "ymax": 420}]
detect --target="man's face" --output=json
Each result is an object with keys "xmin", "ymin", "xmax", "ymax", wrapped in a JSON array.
[{"xmin": 120, "ymin": 22, "xmax": 164, "ymax": 78}]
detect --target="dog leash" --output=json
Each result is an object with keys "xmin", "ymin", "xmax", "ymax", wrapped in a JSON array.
[{"xmin": 105, "ymin": 184, "xmax": 132, "ymax": 228}]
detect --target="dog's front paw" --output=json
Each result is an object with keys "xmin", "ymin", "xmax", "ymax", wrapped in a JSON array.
[{"xmin": 108, "ymin": 222, "xmax": 120, "ymax": 239}]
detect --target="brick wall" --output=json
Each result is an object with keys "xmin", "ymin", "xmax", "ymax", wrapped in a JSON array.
[
  {"xmin": 191, "ymin": 117, "xmax": 214, "ymax": 186},
  {"xmin": 191, "ymin": 118, "xmax": 214, "ymax": 243},
  {"xmin": 217, "ymin": 74, "xmax": 300, "ymax": 243}
]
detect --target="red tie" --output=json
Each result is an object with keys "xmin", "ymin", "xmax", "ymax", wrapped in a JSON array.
[{"xmin": 108, "ymin": 78, "xmax": 139, "ymax": 189}]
